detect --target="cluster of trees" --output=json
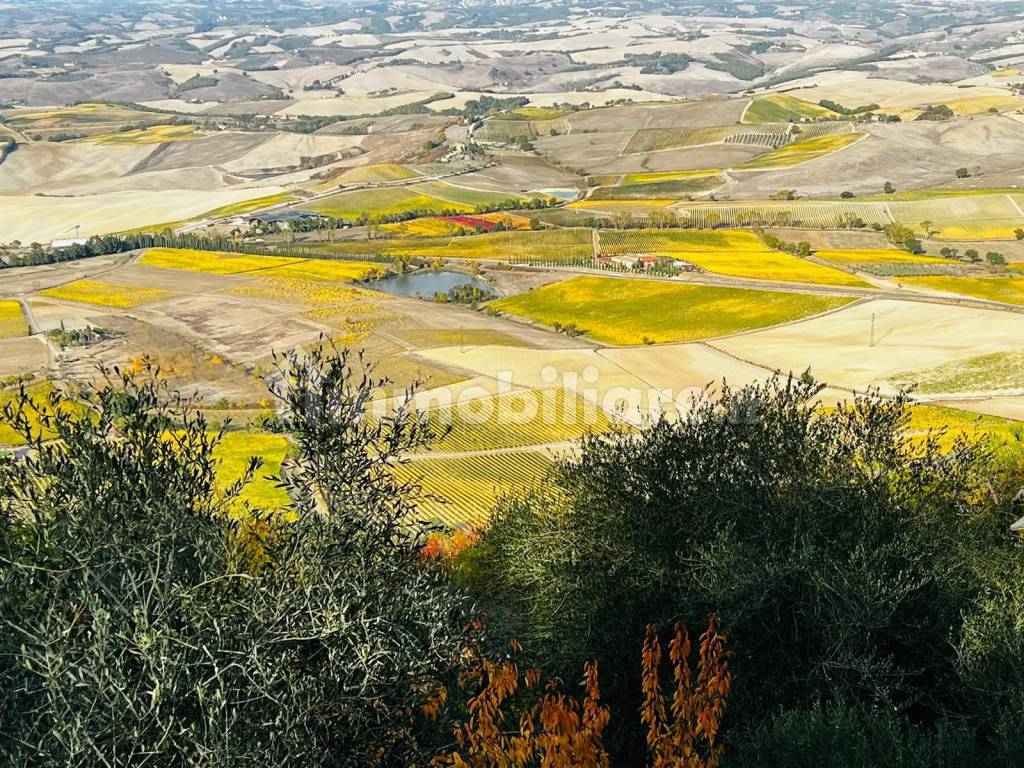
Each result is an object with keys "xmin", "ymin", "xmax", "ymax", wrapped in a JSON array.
[
  {"xmin": 431, "ymin": 283, "xmax": 496, "ymax": 306},
  {"xmin": 939, "ymin": 246, "xmax": 1006, "ymax": 265},
  {"xmin": 3, "ymin": 361, "xmax": 1024, "ymax": 766},
  {"xmin": 915, "ymin": 104, "xmax": 955, "ymax": 121},
  {"xmin": 758, "ymin": 231, "xmax": 812, "ymax": 257},
  {"xmin": 624, "ymin": 51, "xmax": 693, "ymax": 74},
  {"xmin": 818, "ymin": 99, "xmax": 880, "ymax": 115},
  {"xmin": 883, "ymin": 222, "xmax": 924, "ymax": 253},
  {"xmin": 46, "ymin": 324, "xmax": 118, "ymax": 348},
  {"xmin": 0, "ymin": 231, "xmax": 397, "ymax": 269}
]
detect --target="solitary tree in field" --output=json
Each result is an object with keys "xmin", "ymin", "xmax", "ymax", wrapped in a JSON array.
[
  {"xmin": 883, "ymin": 181, "xmax": 896, "ymax": 194},
  {"xmin": 956, "ymin": 167, "xmax": 970, "ymax": 178}
]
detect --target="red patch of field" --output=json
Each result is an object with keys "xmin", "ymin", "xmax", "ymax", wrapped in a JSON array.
[{"xmin": 440, "ymin": 215, "xmax": 498, "ymax": 231}]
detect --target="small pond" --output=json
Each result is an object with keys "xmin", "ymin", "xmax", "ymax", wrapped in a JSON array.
[{"xmin": 365, "ymin": 270, "xmax": 492, "ymax": 298}]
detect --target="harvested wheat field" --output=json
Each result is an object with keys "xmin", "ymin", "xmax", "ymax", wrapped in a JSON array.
[{"xmin": 713, "ymin": 299, "xmax": 1024, "ymax": 395}]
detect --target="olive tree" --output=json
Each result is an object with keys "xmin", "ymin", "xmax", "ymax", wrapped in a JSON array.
[{"xmin": 0, "ymin": 347, "xmax": 471, "ymax": 767}]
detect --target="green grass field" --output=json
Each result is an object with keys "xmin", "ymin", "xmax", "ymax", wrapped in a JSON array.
[
  {"xmin": 621, "ymin": 170, "xmax": 721, "ymax": 186},
  {"xmin": 491, "ymin": 275, "xmax": 854, "ymax": 345},
  {"xmin": 213, "ymin": 431, "xmax": 291, "ymax": 509},
  {"xmin": 410, "ymin": 181, "xmax": 527, "ymax": 208},
  {"xmin": 301, "ymin": 187, "xmax": 474, "ymax": 220},
  {"xmin": 41, "ymin": 279, "xmax": 171, "ymax": 308},
  {"xmin": 0, "ymin": 300, "xmax": 27, "ymax": 338},
  {"xmin": 735, "ymin": 133, "xmax": 862, "ymax": 170},
  {"xmin": 902, "ymin": 275, "xmax": 1024, "ymax": 306},
  {"xmin": 336, "ymin": 164, "xmax": 419, "ymax": 184},
  {"xmin": 590, "ymin": 175, "xmax": 725, "ymax": 200},
  {"xmin": 395, "ymin": 228, "xmax": 595, "ymax": 262},
  {"xmin": 744, "ymin": 94, "xmax": 839, "ymax": 123},
  {"xmin": 891, "ymin": 350, "xmax": 1024, "ymax": 394}
]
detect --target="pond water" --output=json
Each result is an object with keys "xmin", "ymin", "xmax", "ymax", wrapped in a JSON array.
[{"xmin": 366, "ymin": 270, "xmax": 492, "ymax": 298}]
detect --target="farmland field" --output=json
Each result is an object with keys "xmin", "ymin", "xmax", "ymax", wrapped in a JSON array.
[
  {"xmin": 622, "ymin": 126, "xmax": 735, "ymax": 153},
  {"xmin": 139, "ymin": 247, "xmax": 297, "ymax": 275},
  {"xmin": 393, "ymin": 450, "xmax": 553, "ymax": 528},
  {"xmin": 41, "ymin": 279, "xmax": 171, "ymax": 308},
  {"xmin": 814, "ymin": 248, "xmax": 947, "ymax": 266},
  {"xmin": 621, "ymin": 170, "xmax": 721, "ymax": 186},
  {"xmin": 475, "ymin": 117, "xmax": 570, "ymax": 143},
  {"xmin": 410, "ymin": 181, "xmax": 526, "ymax": 208},
  {"xmin": 300, "ymin": 187, "xmax": 474, "ymax": 220},
  {"xmin": 0, "ymin": 300, "xmax": 27, "ymax": 338},
  {"xmin": 891, "ymin": 350, "xmax": 1024, "ymax": 395},
  {"xmin": 589, "ymin": 175, "xmax": 725, "ymax": 199},
  {"xmin": 336, "ymin": 164, "xmax": 419, "ymax": 184},
  {"xmin": 400, "ymin": 227, "xmax": 595, "ymax": 261},
  {"xmin": 673, "ymin": 200, "xmax": 893, "ymax": 229},
  {"xmin": 491, "ymin": 275, "xmax": 854, "ymax": 345},
  {"xmin": 213, "ymin": 431, "xmax": 291, "ymax": 510},
  {"xmin": 735, "ymin": 133, "xmax": 863, "ymax": 170},
  {"xmin": 3, "ymin": 102, "xmax": 170, "ymax": 139},
  {"xmin": 901, "ymin": 276, "xmax": 1024, "ymax": 306},
  {"xmin": 423, "ymin": 388, "xmax": 614, "ymax": 453},
  {"xmin": 598, "ymin": 228, "xmax": 868, "ymax": 286},
  {"xmin": 83, "ymin": 125, "xmax": 200, "ymax": 145},
  {"xmin": 743, "ymin": 94, "xmax": 839, "ymax": 123}
]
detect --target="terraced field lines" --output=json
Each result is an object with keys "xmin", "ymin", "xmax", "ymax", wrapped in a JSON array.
[
  {"xmin": 622, "ymin": 126, "xmax": 734, "ymax": 154},
  {"xmin": 41, "ymin": 280, "xmax": 171, "ymax": 308},
  {"xmin": 424, "ymin": 389, "xmax": 613, "ymax": 454},
  {"xmin": 394, "ymin": 450, "xmax": 553, "ymax": 528},
  {"xmin": 491, "ymin": 276, "xmax": 855, "ymax": 345},
  {"xmin": 0, "ymin": 300, "xmax": 28, "ymax": 338}
]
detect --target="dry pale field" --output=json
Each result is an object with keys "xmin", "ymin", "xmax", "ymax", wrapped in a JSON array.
[
  {"xmin": 787, "ymin": 77, "xmax": 1024, "ymax": 116},
  {"xmin": 0, "ymin": 337, "xmax": 48, "ymax": 378},
  {"xmin": 712, "ymin": 299, "xmax": 1024, "ymax": 395},
  {"xmin": 726, "ymin": 116, "xmax": 1024, "ymax": 198},
  {"xmin": 0, "ymin": 186, "xmax": 286, "ymax": 244}
]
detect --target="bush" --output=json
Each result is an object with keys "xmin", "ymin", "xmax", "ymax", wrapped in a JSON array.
[
  {"xmin": 474, "ymin": 377, "xmax": 1023, "ymax": 762},
  {"xmin": 0, "ymin": 348, "xmax": 472, "ymax": 766}
]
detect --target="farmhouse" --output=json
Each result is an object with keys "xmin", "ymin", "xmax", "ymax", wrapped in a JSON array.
[
  {"xmin": 244, "ymin": 211, "xmax": 325, "ymax": 227},
  {"xmin": 600, "ymin": 253, "xmax": 696, "ymax": 272}
]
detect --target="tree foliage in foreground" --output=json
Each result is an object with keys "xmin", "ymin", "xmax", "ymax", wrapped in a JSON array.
[
  {"xmin": 474, "ymin": 377, "xmax": 1024, "ymax": 763},
  {"xmin": 0, "ymin": 349, "xmax": 472, "ymax": 767}
]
